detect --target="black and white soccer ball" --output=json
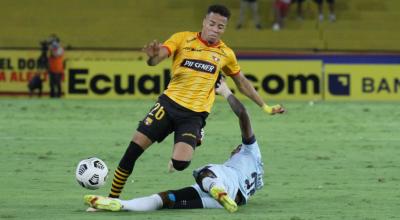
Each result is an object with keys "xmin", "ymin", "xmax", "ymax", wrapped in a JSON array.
[{"xmin": 75, "ymin": 157, "xmax": 108, "ymax": 190}]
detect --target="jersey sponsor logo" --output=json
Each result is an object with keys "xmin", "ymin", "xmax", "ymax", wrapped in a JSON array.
[
  {"xmin": 183, "ymin": 47, "xmax": 202, "ymax": 52},
  {"xmin": 186, "ymin": 37, "xmax": 197, "ymax": 43},
  {"xmin": 180, "ymin": 59, "xmax": 216, "ymax": 74},
  {"xmin": 182, "ymin": 47, "xmax": 225, "ymax": 59}
]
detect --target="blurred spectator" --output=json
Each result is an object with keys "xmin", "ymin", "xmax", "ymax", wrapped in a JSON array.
[
  {"xmin": 48, "ymin": 34, "xmax": 64, "ymax": 98},
  {"xmin": 236, "ymin": 0, "xmax": 262, "ymax": 30},
  {"xmin": 292, "ymin": 0, "xmax": 306, "ymax": 20},
  {"xmin": 272, "ymin": 0, "xmax": 291, "ymax": 31},
  {"xmin": 314, "ymin": 0, "xmax": 336, "ymax": 22}
]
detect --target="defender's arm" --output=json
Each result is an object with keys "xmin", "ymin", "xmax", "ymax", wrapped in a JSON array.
[{"xmin": 216, "ymin": 78, "xmax": 253, "ymax": 140}]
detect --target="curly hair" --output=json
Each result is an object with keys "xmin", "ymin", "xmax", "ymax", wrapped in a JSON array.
[{"xmin": 207, "ymin": 4, "xmax": 231, "ymax": 19}]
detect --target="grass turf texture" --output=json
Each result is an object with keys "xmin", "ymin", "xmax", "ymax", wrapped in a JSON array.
[{"xmin": 0, "ymin": 99, "xmax": 399, "ymax": 220}]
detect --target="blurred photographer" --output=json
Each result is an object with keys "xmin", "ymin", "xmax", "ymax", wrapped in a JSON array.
[
  {"xmin": 47, "ymin": 34, "xmax": 64, "ymax": 98},
  {"xmin": 28, "ymin": 40, "xmax": 48, "ymax": 97}
]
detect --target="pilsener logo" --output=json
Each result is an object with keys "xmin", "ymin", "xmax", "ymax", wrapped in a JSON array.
[
  {"xmin": 180, "ymin": 59, "xmax": 216, "ymax": 74},
  {"xmin": 328, "ymin": 74, "xmax": 350, "ymax": 95}
]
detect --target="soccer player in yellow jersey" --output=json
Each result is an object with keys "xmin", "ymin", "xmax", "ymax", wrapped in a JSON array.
[{"xmin": 108, "ymin": 4, "xmax": 284, "ymax": 199}]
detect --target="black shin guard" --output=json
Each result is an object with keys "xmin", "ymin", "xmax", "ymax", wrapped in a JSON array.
[{"xmin": 171, "ymin": 159, "xmax": 191, "ymax": 171}]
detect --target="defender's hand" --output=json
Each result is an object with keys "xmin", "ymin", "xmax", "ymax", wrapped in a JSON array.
[
  {"xmin": 262, "ymin": 104, "xmax": 285, "ymax": 115},
  {"xmin": 215, "ymin": 77, "xmax": 232, "ymax": 98}
]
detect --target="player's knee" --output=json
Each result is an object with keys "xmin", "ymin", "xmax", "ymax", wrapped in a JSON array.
[{"xmin": 171, "ymin": 159, "xmax": 191, "ymax": 171}]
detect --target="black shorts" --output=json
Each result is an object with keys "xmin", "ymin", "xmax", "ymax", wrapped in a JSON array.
[{"xmin": 137, "ymin": 94, "xmax": 208, "ymax": 149}]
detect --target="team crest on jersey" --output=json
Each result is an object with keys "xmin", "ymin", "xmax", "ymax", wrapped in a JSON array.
[
  {"xmin": 212, "ymin": 55, "xmax": 220, "ymax": 63},
  {"xmin": 144, "ymin": 117, "xmax": 153, "ymax": 126},
  {"xmin": 181, "ymin": 59, "xmax": 217, "ymax": 74}
]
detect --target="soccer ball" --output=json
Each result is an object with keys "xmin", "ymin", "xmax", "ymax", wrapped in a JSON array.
[{"xmin": 75, "ymin": 157, "xmax": 109, "ymax": 190}]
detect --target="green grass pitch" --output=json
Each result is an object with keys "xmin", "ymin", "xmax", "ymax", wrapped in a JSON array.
[{"xmin": 0, "ymin": 99, "xmax": 399, "ymax": 220}]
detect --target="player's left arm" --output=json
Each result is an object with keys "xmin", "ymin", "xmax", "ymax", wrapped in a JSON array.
[
  {"xmin": 223, "ymin": 48, "xmax": 284, "ymax": 115},
  {"xmin": 230, "ymin": 72, "xmax": 285, "ymax": 115},
  {"xmin": 230, "ymin": 72, "xmax": 264, "ymax": 107}
]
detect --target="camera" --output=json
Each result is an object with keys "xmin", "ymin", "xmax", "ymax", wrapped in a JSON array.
[
  {"xmin": 40, "ymin": 40, "xmax": 49, "ymax": 52},
  {"xmin": 38, "ymin": 40, "xmax": 50, "ymax": 69}
]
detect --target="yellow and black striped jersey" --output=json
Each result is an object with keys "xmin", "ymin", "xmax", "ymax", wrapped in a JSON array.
[{"xmin": 162, "ymin": 31, "xmax": 240, "ymax": 113}]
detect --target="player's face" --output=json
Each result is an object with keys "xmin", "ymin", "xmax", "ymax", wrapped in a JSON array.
[{"xmin": 201, "ymin": 12, "xmax": 228, "ymax": 44}]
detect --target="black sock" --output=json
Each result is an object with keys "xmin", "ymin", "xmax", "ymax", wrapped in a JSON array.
[
  {"xmin": 118, "ymin": 141, "xmax": 144, "ymax": 172},
  {"xmin": 109, "ymin": 141, "xmax": 144, "ymax": 198}
]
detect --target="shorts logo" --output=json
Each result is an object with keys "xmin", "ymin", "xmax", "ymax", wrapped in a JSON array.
[
  {"xmin": 182, "ymin": 133, "xmax": 196, "ymax": 139},
  {"xmin": 144, "ymin": 117, "xmax": 153, "ymax": 126},
  {"xmin": 180, "ymin": 59, "xmax": 217, "ymax": 74},
  {"xmin": 328, "ymin": 73, "xmax": 351, "ymax": 95}
]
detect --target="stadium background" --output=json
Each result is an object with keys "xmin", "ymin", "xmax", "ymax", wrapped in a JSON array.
[
  {"xmin": 1, "ymin": 0, "xmax": 400, "ymax": 100},
  {"xmin": 1, "ymin": 0, "xmax": 400, "ymax": 220}
]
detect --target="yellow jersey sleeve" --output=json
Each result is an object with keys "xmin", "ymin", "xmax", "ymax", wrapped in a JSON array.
[
  {"xmin": 162, "ymin": 32, "xmax": 185, "ymax": 57},
  {"xmin": 222, "ymin": 48, "xmax": 241, "ymax": 76}
]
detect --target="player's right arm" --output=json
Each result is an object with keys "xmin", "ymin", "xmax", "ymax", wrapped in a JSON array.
[
  {"xmin": 222, "ymin": 48, "xmax": 284, "ymax": 115},
  {"xmin": 216, "ymin": 77, "xmax": 253, "ymax": 140},
  {"xmin": 142, "ymin": 40, "xmax": 169, "ymax": 66}
]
